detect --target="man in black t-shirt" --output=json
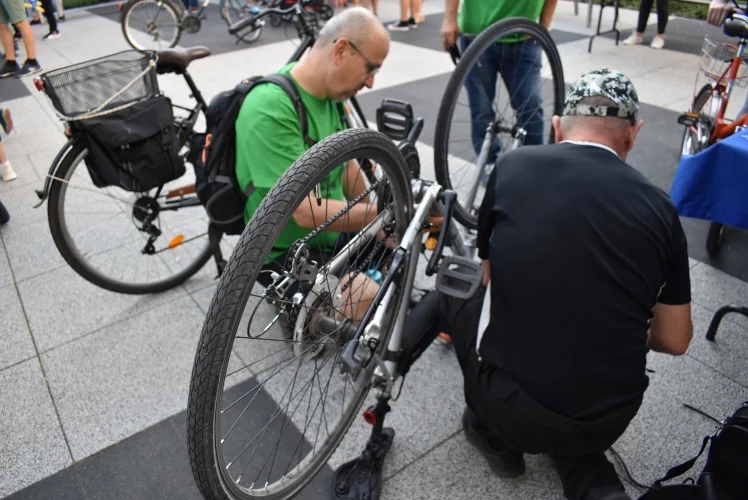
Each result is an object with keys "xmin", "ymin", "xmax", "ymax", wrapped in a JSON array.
[{"xmin": 401, "ymin": 68, "xmax": 693, "ymax": 500}]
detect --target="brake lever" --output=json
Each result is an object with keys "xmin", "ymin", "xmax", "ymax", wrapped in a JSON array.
[{"xmin": 425, "ymin": 189, "xmax": 457, "ymax": 276}]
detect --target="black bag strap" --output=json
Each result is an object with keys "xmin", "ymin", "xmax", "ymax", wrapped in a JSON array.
[
  {"xmin": 258, "ymin": 73, "xmax": 316, "ymax": 147},
  {"xmin": 652, "ymin": 434, "xmax": 712, "ymax": 488}
]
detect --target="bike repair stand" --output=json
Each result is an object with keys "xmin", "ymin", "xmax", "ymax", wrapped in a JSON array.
[{"xmin": 333, "ymin": 393, "xmax": 395, "ymax": 500}]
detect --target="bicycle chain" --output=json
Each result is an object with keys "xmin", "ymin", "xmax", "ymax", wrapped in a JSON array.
[{"xmin": 289, "ymin": 180, "xmax": 380, "ymax": 264}]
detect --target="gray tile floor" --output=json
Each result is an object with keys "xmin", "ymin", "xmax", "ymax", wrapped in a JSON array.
[{"xmin": 2, "ymin": 1, "xmax": 748, "ymax": 499}]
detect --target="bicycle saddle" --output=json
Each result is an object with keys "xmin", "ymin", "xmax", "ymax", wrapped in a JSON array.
[
  {"xmin": 723, "ymin": 15, "xmax": 748, "ymax": 40},
  {"xmin": 156, "ymin": 46, "xmax": 211, "ymax": 74}
]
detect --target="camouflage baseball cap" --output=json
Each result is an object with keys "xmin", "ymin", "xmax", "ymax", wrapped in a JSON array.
[{"xmin": 562, "ymin": 68, "xmax": 639, "ymax": 122}]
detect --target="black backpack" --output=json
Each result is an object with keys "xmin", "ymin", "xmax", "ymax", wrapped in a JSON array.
[
  {"xmin": 641, "ymin": 401, "xmax": 748, "ymax": 500},
  {"xmin": 191, "ymin": 73, "xmax": 317, "ymax": 236}
]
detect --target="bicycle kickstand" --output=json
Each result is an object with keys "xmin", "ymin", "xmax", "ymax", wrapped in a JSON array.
[{"xmin": 332, "ymin": 393, "xmax": 395, "ymax": 500}]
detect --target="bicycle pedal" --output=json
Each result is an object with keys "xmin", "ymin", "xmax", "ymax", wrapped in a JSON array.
[{"xmin": 435, "ymin": 255, "xmax": 483, "ymax": 299}]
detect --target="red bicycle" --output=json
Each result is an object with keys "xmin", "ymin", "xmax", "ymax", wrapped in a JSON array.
[{"xmin": 678, "ymin": 1, "xmax": 748, "ymax": 256}]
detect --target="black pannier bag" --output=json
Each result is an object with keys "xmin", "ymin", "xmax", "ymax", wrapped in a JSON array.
[{"xmin": 78, "ymin": 94, "xmax": 185, "ymax": 192}]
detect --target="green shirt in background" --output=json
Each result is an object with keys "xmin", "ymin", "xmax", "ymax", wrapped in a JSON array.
[
  {"xmin": 458, "ymin": 0, "xmax": 546, "ymax": 36},
  {"xmin": 234, "ymin": 62, "xmax": 347, "ymax": 262}
]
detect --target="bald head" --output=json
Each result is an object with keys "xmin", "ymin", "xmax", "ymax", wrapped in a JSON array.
[{"xmin": 316, "ymin": 7, "xmax": 389, "ymax": 49}]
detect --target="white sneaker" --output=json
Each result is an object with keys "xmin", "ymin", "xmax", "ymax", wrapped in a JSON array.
[
  {"xmin": 650, "ymin": 36, "xmax": 665, "ymax": 49},
  {"xmin": 622, "ymin": 33, "xmax": 643, "ymax": 45},
  {"xmin": 2, "ymin": 164, "xmax": 17, "ymax": 181}
]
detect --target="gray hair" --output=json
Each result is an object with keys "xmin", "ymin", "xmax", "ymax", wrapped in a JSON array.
[{"xmin": 315, "ymin": 7, "xmax": 382, "ymax": 47}]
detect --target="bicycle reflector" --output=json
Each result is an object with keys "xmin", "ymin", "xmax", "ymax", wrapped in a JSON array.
[
  {"xmin": 376, "ymin": 99, "xmax": 414, "ymax": 142},
  {"xmin": 33, "ymin": 77, "xmax": 44, "ymax": 92},
  {"xmin": 169, "ymin": 234, "xmax": 185, "ymax": 249}
]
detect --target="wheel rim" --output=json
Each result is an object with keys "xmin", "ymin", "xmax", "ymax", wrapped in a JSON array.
[
  {"xmin": 124, "ymin": 0, "xmax": 181, "ymax": 51},
  {"xmin": 204, "ymin": 132, "xmax": 412, "ymax": 499},
  {"xmin": 51, "ymin": 146, "xmax": 213, "ymax": 293},
  {"xmin": 435, "ymin": 21, "xmax": 564, "ymax": 229}
]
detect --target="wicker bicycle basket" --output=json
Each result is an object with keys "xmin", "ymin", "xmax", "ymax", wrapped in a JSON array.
[
  {"xmin": 39, "ymin": 50, "xmax": 161, "ymax": 121},
  {"xmin": 700, "ymin": 38, "xmax": 748, "ymax": 89}
]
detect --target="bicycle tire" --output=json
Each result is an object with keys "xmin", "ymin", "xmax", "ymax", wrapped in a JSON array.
[
  {"xmin": 0, "ymin": 200, "xmax": 9, "ymax": 225},
  {"xmin": 187, "ymin": 128, "xmax": 413, "ymax": 500},
  {"xmin": 434, "ymin": 17, "xmax": 565, "ymax": 230},
  {"xmin": 680, "ymin": 84, "xmax": 715, "ymax": 159},
  {"xmin": 121, "ymin": 0, "xmax": 182, "ymax": 51},
  {"xmin": 47, "ymin": 140, "xmax": 212, "ymax": 294}
]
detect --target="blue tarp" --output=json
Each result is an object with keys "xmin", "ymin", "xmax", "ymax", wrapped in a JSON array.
[{"xmin": 670, "ymin": 130, "xmax": 748, "ymax": 230}]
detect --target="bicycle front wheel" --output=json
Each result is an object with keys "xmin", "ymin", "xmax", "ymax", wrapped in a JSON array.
[
  {"xmin": 47, "ymin": 140, "xmax": 213, "ymax": 294},
  {"xmin": 187, "ymin": 128, "xmax": 413, "ymax": 500},
  {"xmin": 434, "ymin": 17, "xmax": 565, "ymax": 229},
  {"xmin": 121, "ymin": 0, "xmax": 182, "ymax": 51}
]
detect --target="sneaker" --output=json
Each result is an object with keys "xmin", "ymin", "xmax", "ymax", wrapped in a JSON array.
[
  {"xmin": 650, "ymin": 36, "xmax": 665, "ymax": 49},
  {"xmin": 0, "ymin": 60, "xmax": 20, "ymax": 78},
  {"xmin": 1, "ymin": 108, "xmax": 13, "ymax": 134},
  {"xmin": 43, "ymin": 31, "xmax": 61, "ymax": 40},
  {"xmin": 408, "ymin": 17, "xmax": 417, "ymax": 29},
  {"xmin": 622, "ymin": 33, "xmax": 643, "ymax": 45},
  {"xmin": 387, "ymin": 20, "xmax": 409, "ymax": 31},
  {"xmin": 2, "ymin": 164, "xmax": 18, "ymax": 182},
  {"xmin": 462, "ymin": 407, "xmax": 525, "ymax": 478},
  {"xmin": 16, "ymin": 60, "xmax": 42, "ymax": 77}
]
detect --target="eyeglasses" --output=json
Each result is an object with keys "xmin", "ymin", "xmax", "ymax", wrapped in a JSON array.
[{"xmin": 337, "ymin": 38, "xmax": 380, "ymax": 75}]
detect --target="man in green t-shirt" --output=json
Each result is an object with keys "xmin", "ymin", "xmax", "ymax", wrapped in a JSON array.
[
  {"xmin": 440, "ymin": 0, "xmax": 558, "ymax": 183},
  {"xmin": 234, "ymin": 7, "xmax": 392, "ymax": 320}
]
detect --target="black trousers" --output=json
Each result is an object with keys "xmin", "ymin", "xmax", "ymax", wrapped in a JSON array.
[
  {"xmin": 637, "ymin": 0, "xmax": 669, "ymax": 34},
  {"xmin": 400, "ymin": 288, "xmax": 642, "ymax": 500}
]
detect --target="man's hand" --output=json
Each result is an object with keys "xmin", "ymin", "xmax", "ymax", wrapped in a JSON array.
[
  {"xmin": 440, "ymin": 17, "xmax": 460, "ymax": 51},
  {"xmin": 707, "ymin": 0, "xmax": 732, "ymax": 26}
]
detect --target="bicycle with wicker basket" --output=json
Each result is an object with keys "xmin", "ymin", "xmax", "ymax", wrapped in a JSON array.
[
  {"xmin": 29, "ymin": 18, "xmax": 420, "ymax": 295},
  {"xmin": 678, "ymin": 0, "xmax": 748, "ymax": 256}
]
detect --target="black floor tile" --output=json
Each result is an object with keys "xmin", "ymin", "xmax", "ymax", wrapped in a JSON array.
[
  {"xmin": 0, "ymin": 54, "xmax": 32, "ymax": 101},
  {"xmin": 591, "ymin": 17, "xmax": 735, "ymax": 56},
  {"xmin": 7, "ymin": 375, "xmax": 337, "ymax": 500}
]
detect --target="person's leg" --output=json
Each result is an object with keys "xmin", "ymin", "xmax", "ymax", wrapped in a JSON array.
[
  {"xmin": 499, "ymin": 40, "xmax": 544, "ymax": 147},
  {"xmin": 39, "ymin": 0, "xmax": 59, "ymax": 38},
  {"xmin": 459, "ymin": 34, "xmax": 502, "ymax": 166},
  {"xmin": 387, "ymin": 0, "xmax": 410, "ymax": 30},
  {"xmin": 14, "ymin": 18, "xmax": 40, "ymax": 72},
  {"xmin": 53, "ymin": 0, "xmax": 63, "ymax": 19},
  {"xmin": 622, "ymin": 0, "xmax": 653, "ymax": 45},
  {"xmin": 649, "ymin": 0, "xmax": 668, "ymax": 48},
  {"xmin": 0, "ymin": 22, "xmax": 15, "ymax": 62},
  {"xmin": 0, "ymin": 140, "xmax": 17, "ymax": 181},
  {"xmin": 551, "ymin": 452, "xmax": 628, "ymax": 500}
]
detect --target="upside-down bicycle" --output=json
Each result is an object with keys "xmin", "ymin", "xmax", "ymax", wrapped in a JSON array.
[
  {"xmin": 183, "ymin": 17, "xmax": 566, "ymax": 500},
  {"xmin": 678, "ymin": 0, "xmax": 748, "ymax": 256}
]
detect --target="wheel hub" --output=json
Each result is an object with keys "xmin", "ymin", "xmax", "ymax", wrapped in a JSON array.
[{"xmin": 132, "ymin": 196, "xmax": 160, "ymax": 225}]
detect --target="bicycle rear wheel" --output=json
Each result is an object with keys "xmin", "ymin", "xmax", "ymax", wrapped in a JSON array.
[
  {"xmin": 434, "ymin": 17, "xmax": 565, "ymax": 229},
  {"xmin": 187, "ymin": 128, "xmax": 413, "ymax": 500},
  {"xmin": 47, "ymin": 140, "xmax": 213, "ymax": 294},
  {"xmin": 121, "ymin": 0, "xmax": 182, "ymax": 51}
]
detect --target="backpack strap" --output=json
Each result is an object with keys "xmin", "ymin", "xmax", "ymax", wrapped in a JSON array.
[{"xmin": 258, "ymin": 73, "xmax": 317, "ymax": 147}]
